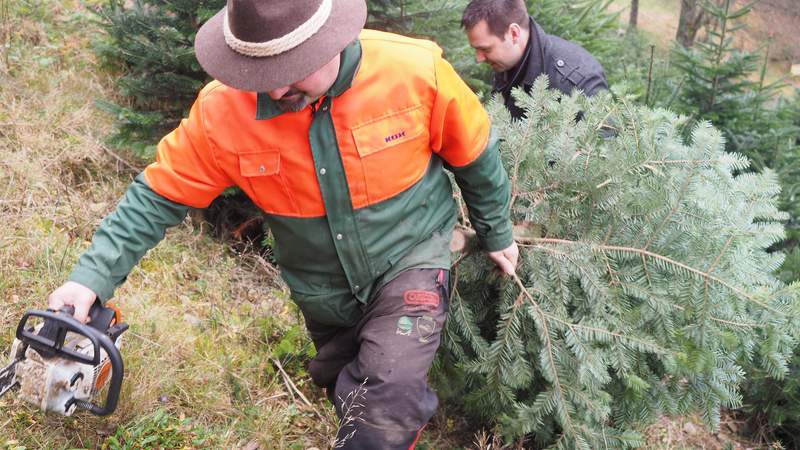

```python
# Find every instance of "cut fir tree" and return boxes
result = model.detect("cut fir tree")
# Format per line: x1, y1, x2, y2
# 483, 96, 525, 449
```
437, 77, 800, 449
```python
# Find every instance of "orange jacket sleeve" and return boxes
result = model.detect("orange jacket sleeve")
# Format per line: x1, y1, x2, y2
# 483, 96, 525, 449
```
143, 96, 233, 208
428, 55, 491, 168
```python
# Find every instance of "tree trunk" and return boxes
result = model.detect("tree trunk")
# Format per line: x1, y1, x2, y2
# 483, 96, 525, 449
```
676, 0, 707, 47
629, 0, 639, 29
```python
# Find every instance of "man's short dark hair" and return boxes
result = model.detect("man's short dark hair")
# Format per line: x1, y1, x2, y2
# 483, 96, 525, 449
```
461, 0, 529, 38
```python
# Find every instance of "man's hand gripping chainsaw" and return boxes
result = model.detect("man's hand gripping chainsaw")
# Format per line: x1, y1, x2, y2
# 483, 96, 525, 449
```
0, 301, 128, 416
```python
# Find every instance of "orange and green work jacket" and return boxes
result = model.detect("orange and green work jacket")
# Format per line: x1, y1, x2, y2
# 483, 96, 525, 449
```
69, 30, 513, 327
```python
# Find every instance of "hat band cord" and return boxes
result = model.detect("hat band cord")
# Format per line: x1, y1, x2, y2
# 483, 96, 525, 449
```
223, 0, 332, 58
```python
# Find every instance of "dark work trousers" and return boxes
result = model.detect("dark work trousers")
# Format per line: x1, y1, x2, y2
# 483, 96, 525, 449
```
304, 268, 450, 449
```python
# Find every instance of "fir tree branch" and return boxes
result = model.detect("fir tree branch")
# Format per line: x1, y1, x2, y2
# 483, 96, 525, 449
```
517, 238, 783, 315
511, 273, 577, 436
601, 250, 620, 286
450, 264, 488, 355
642, 161, 700, 251
511, 274, 667, 445
590, 104, 620, 150
705, 196, 758, 276
622, 96, 642, 154
645, 159, 715, 165
452, 288, 486, 355
451, 251, 470, 270
699, 196, 760, 341
642, 254, 653, 287
708, 316, 758, 328
452, 228, 769, 329
524, 283, 669, 354
508, 100, 539, 211
648, 293, 759, 328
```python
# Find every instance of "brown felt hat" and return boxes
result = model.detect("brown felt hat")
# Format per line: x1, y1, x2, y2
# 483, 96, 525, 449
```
195, 0, 367, 92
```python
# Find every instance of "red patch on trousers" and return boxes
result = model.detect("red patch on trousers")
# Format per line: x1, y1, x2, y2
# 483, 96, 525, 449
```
403, 290, 440, 310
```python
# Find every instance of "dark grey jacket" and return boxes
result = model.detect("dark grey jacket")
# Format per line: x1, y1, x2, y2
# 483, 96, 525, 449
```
493, 17, 608, 119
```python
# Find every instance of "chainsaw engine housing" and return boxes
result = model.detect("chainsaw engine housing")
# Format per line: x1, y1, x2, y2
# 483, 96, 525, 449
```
9, 330, 121, 416
1, 303, 128, 416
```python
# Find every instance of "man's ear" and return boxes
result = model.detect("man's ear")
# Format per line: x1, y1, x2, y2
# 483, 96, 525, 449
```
507, 23, 523, 44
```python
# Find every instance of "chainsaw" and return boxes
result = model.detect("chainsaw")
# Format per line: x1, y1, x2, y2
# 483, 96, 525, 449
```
0, 301, 128, 416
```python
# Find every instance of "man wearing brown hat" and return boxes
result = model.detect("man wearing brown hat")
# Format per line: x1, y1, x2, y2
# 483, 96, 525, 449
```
46, 0, 517, 447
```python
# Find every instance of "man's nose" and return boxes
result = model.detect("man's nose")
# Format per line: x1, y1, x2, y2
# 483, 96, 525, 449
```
475, 51, 486, 64
267, 86, 291, 100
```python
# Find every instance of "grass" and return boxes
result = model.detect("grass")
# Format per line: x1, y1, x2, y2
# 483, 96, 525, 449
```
0, 1, 340, 448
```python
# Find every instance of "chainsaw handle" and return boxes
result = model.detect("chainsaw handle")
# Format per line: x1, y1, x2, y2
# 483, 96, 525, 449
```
17, 309, 102, 365
58, 301, 119, 334
75, 331, 124, 416
15, 308, 126, 416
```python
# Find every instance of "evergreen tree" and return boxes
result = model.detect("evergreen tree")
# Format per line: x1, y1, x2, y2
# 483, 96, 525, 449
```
436, 79, 800, 448
668, 0, 800, 281
671, 0, 763, 143
741, 351, 800, 447
93, 0, 223, 159
365, 0, 491, 92
528, 0, 620, 63
740, 91, 800, 447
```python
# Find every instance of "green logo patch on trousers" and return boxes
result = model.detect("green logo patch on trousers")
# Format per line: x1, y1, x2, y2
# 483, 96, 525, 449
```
396, 316, 414, 336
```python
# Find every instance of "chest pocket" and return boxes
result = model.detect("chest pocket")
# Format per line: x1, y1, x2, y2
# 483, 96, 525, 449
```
349, 105, 433, 205
351, 105, 428, 158
240, 151, 280, 176
238, 150, 299, 215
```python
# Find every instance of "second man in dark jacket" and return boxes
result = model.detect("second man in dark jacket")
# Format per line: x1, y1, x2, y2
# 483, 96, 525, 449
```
462, 0, 608, 119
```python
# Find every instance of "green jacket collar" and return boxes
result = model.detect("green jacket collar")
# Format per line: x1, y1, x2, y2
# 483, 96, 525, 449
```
256, 40, 362, 120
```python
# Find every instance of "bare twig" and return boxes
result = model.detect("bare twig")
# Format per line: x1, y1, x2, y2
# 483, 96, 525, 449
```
254, 392, 288, 406
271, 357, 312, 408
99, 144, 144, 172
645, 45, 655, 106
252, 253, 283, 280
271, 357, 331, 424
